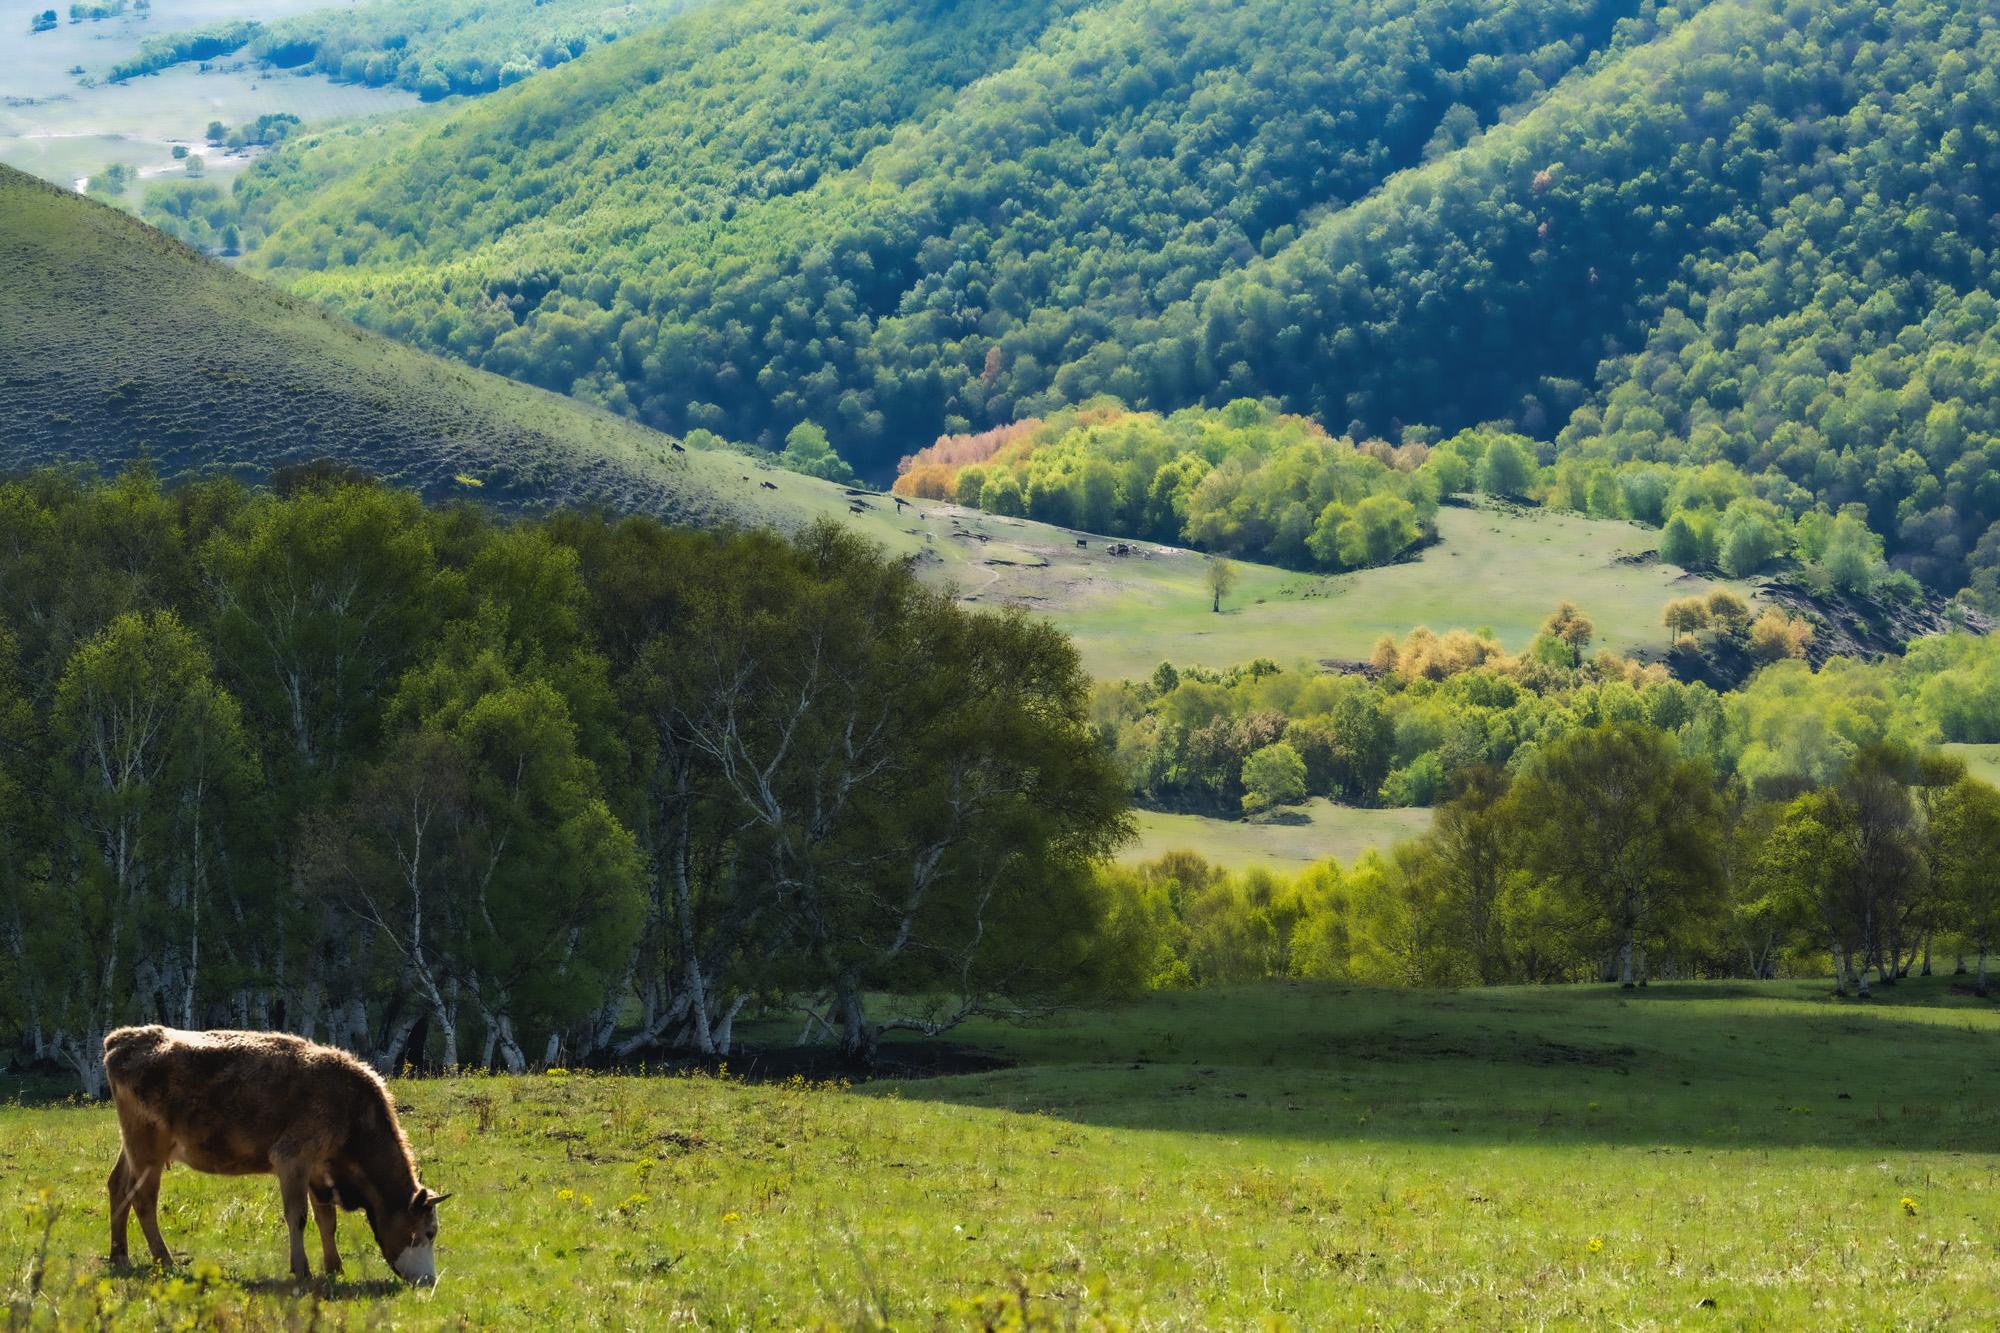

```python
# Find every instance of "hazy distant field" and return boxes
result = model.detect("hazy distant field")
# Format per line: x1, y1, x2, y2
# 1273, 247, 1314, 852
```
1126, 800, 1433, 869
1944, 743, 2000, 788
7, 979, 1998, 1327
1, 2, 415, 193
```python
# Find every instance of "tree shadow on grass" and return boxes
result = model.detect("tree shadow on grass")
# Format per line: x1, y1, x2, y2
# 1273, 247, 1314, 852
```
855, 977, 2000, 1155
0, 1069, 88, 1107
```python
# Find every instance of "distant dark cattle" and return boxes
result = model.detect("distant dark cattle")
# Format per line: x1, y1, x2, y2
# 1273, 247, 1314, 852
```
103, 1026, 449, 1285
668, 442, 685, 453
850, 504, 866, 513
760, 481, 778, 490
1076, 538, 1088, 547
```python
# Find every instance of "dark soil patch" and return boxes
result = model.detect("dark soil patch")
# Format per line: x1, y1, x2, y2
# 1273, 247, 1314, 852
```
1755, 573, 1991, 664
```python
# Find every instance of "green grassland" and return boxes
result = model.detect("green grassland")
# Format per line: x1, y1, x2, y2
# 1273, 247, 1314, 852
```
1126, 800, 1434, 870
781, 485, 1743, 680
1944, 743, 2000, 790
5, 979, 1998, 1327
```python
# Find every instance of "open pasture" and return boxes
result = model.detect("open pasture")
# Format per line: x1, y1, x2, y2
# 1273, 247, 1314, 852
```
1124, 800, 1433, 871
5, 979, 1999, 1328
740, 472, 1743, 681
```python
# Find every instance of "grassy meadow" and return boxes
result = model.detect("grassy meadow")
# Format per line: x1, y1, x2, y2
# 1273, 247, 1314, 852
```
745, 473, 1741, 681
1124, 801, 1433, 870
1943, 743, 2000, 790
6, 979, 1999, 1328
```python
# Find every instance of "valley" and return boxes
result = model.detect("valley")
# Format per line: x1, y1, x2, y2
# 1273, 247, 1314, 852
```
2, 1, 415, 196
2, 0, 1999, 1325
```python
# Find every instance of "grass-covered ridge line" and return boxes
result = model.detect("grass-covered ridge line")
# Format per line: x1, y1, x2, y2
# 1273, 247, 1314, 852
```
5, 981, 1998, 1325
0, 165, 722, 521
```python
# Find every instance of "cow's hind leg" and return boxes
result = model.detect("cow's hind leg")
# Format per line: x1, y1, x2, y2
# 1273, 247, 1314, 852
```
107, 1154, 132, 1265
109, 1102, 173, 1267
309, 1182, 342, 1277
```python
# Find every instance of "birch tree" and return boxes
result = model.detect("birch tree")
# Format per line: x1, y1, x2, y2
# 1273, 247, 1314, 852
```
1507, 722, 1722, 988
44, 610, 254, 1092
203, 481, 436, 778
1752, 790, 1868, 994
663, 521, 1128, 1060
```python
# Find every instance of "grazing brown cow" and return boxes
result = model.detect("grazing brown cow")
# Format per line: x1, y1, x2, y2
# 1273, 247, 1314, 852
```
102, 1026, 449, 1284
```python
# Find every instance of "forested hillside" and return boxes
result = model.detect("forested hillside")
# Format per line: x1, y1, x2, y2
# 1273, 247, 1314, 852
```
237, 0, 1661, 461
221, 0, 2000, 603
113, 0, 714, 99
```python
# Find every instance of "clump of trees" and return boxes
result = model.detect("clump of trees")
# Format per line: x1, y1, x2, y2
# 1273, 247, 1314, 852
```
1096, 606, 1702, 814
1100, 594, 1994, 827
1662, 588, 1814, 660
896, 402, 1441, 573
0, 469, 1128, 1092
107, 20, 260, 82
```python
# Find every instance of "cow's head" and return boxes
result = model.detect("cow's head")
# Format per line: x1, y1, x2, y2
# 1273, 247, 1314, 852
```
374, 1186, 449, 1285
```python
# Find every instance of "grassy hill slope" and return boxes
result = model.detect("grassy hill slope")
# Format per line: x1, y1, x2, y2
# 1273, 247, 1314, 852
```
6, 980, 1997, 1325
797, 489, 1739, 680
0, 164, 730, 522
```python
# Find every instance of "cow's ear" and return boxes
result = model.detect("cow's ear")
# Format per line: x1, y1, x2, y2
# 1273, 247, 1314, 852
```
417, 1188, 452, 1207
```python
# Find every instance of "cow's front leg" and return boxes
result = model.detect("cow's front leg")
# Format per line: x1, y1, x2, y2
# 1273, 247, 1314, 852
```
310, 1184, 343, 1277
273, 1167, 312, 1282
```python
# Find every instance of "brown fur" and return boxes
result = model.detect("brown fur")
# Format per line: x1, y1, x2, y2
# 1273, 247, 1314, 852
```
102, 1026, 447, 1283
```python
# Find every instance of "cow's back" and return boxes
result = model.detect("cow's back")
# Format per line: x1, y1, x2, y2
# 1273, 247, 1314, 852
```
104, 1027, 380, 1170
